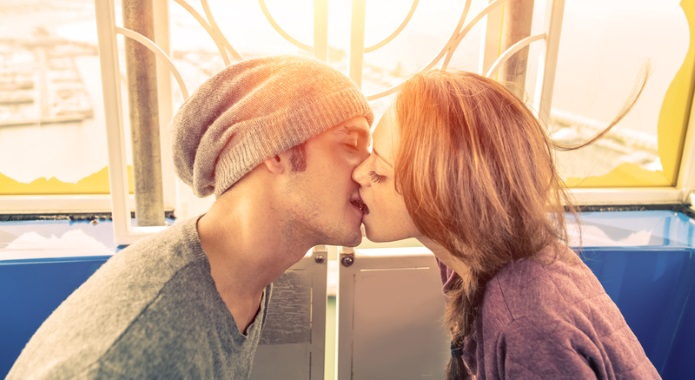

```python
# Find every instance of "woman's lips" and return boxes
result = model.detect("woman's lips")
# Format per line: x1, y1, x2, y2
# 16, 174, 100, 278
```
350, 199, 370, 215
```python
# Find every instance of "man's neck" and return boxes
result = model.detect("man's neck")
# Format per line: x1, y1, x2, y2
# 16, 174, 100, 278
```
196, 192, 310, 332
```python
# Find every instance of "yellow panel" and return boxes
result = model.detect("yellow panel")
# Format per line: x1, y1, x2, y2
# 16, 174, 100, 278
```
0, 166, 134, 195
568, 0, 695, 188
565, 163, 669, 188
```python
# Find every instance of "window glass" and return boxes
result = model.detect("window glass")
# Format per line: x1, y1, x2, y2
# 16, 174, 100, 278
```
547, 0, 691, 187
0, 0, 126, 195
0, 0, 691, 199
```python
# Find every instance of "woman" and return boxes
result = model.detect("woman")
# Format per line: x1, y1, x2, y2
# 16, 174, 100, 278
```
352, 70, 659, 379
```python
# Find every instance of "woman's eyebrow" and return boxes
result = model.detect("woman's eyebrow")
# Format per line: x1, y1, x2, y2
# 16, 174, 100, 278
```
372, 148, 393, 168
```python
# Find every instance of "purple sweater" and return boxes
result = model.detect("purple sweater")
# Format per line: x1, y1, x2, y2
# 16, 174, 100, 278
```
439, 246, 660, 379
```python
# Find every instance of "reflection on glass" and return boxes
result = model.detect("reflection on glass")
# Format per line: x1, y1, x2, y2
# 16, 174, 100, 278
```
548, 0, 689, 187
0, 0, 691, 196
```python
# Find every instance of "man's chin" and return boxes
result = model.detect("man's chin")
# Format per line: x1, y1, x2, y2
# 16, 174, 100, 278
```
340, 228, 364, 247
317, 228, 362, 248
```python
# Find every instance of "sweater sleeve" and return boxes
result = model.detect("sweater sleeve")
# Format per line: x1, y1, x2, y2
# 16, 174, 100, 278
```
493, 317, 600, 379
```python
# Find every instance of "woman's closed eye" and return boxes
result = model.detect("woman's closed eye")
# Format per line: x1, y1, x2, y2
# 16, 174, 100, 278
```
368, 171, 386, 183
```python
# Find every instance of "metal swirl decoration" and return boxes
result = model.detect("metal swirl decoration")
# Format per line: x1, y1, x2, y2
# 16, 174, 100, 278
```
114, 0, 562, 111
173, 0, 241, 65
485, 33, 545, 78
114, 27, 190, 99
201, 0, 242, 62
258, 0, 313, 52
364, 0, 419, 53
366, 0, 475, 100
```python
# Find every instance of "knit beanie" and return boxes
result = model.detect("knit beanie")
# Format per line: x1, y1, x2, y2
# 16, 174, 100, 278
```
171, 55, 374, 198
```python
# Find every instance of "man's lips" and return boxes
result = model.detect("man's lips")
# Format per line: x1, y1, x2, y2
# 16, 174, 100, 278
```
350, 199, 370, 215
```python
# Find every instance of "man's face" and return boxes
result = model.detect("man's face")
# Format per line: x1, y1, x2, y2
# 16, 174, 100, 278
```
283, 116, 371, 247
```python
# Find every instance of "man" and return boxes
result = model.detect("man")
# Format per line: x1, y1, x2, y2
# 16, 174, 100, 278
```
8, 55, 373, 379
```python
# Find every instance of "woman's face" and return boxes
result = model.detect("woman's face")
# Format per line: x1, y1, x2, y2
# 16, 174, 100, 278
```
352, 107, 421, 242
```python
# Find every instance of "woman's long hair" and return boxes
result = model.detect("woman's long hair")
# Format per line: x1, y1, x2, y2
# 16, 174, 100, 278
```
393, 69, 645, 379
394, 71, 571, 378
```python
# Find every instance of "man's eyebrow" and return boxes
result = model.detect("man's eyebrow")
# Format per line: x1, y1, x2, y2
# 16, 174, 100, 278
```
336, 124, 369, 139
373, 148, 393, 168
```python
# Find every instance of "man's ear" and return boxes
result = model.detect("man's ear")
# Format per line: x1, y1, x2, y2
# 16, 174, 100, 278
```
262, 153, 289, 174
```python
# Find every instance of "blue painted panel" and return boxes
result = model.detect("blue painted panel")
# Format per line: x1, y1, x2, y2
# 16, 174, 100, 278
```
662, 262, 695, 380
0, 211, 694, 378
579, 247, 695, 375
0, 256, 109, 377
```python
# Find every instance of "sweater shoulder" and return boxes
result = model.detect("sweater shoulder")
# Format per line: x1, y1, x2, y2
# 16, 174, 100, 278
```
484, 246, 605, 321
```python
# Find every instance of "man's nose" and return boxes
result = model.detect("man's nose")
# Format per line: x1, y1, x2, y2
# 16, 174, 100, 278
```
352, 159, 369, 185
356, 147, 370, 164
348, 147, 369, 170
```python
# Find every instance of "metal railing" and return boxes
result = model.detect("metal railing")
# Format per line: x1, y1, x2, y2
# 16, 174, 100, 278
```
91, 0, 695, 244
93, 0, 571, 244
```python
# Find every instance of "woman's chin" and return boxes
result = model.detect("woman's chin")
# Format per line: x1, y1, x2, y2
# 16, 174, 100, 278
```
363, 224, 407, 243
363, 224, 387, 243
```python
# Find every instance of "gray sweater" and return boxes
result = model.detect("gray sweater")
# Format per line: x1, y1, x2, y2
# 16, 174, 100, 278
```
440, 245, 660, 379
7, 217, 271, 380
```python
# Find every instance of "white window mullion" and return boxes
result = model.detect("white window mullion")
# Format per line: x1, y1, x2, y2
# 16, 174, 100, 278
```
94, 0, 167, 245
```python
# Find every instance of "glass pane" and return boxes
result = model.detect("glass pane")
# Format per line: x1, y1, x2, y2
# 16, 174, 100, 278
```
1, 0, 692, 200
0, 0, 127, 195
549, 0, 691, 187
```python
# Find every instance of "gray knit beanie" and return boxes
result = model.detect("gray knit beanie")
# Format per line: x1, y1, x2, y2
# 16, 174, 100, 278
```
172, 55, 374, 198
